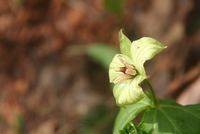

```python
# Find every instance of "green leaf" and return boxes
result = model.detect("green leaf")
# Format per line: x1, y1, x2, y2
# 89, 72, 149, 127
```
120, 121, 147, 134
85, 44, 119, 70
113, 96, 152, 134
131, 37, 167, 76
103, 0, 126, 17
119, 122, 140, 134
119, 29, 132, 58
141, 99, 200, 134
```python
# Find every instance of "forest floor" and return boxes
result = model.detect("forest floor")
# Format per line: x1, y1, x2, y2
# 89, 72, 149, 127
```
0, 0, 200, 134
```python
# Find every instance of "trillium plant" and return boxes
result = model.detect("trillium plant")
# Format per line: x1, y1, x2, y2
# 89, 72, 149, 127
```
109, 30, 200, 134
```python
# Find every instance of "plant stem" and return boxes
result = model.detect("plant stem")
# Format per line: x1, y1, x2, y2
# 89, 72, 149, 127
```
144, 79, 157, 106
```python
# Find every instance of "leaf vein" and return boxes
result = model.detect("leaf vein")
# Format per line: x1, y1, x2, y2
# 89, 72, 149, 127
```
161, 105, 200, 119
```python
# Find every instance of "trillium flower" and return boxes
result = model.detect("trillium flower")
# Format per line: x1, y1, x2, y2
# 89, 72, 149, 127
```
109, 30, 166, 107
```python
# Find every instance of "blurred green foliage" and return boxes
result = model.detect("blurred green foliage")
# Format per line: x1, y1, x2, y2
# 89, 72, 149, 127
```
16, 114, 25, 134
78, 103, 116, 134
103, 0, 126, 17
85, 44, 119, 70
12, 0, 25, 5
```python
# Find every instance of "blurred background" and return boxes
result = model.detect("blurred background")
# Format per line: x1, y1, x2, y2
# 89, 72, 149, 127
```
0, 0, 200, 134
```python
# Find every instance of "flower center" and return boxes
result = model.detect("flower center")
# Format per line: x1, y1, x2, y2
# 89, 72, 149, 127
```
114, 55, 138, 84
